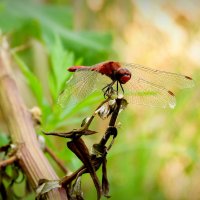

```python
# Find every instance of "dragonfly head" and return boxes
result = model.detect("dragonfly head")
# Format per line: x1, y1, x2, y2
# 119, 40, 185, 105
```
116, 68, 131, 84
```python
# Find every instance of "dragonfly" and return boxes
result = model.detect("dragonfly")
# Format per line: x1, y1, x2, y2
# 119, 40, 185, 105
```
58, 61, 195, 109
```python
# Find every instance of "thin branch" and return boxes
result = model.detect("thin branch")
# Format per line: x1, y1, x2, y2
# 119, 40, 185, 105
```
95, 98, 123, 151
60, 166, 86, 187
0, 155, 17, 168
11, 43, 30, 53
44, 146, 69, 174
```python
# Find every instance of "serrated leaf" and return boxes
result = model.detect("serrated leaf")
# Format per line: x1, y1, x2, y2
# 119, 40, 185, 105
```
48, 35, 75, 102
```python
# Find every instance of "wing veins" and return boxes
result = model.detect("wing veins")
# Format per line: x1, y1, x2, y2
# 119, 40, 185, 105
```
124, 75, 176, 108
123, 63, 194, 89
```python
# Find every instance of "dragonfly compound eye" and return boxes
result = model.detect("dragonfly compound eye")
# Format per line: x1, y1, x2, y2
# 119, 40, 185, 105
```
116, 68, 131, 84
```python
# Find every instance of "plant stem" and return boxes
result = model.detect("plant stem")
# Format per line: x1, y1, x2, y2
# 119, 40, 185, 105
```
45, 146, 69, 174
0, 155, 17, 168
0, 37, 68, 200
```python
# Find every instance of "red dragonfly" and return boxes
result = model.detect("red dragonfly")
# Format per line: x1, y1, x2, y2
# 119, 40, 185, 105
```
58, 61, 194, 109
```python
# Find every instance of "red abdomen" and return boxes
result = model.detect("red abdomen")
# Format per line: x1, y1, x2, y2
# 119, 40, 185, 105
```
68, 61, 121, 74
68, 66, 89, 72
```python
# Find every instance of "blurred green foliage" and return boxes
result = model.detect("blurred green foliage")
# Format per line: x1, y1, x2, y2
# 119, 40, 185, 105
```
0, 0, 199, 200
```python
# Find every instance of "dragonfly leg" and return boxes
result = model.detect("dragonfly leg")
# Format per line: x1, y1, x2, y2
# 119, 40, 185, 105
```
116, 81, 119, 96
102, 81, 116, 98
119, 83, 124, 94
102, 82, 114, 92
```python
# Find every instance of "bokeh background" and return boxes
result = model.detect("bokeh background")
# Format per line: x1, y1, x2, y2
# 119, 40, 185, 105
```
0, 0, 199, 199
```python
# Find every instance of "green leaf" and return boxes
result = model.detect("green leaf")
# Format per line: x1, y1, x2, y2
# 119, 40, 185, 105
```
11, 19, 42, 47
48, 35, 75, 102
0, 2, 28, 32
0, 133, 9, 146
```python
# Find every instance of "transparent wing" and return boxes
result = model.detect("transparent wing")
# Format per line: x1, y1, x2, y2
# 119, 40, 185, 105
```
123, 63, 195, 90
58, 62, 194, 109
57, 69, 110, 108
124, 76, 176, 108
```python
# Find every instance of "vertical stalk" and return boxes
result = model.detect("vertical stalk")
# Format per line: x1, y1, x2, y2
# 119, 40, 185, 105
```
0, 38, 68, 200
